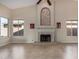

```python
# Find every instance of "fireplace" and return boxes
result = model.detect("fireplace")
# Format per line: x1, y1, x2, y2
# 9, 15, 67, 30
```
40, 34, 51, 42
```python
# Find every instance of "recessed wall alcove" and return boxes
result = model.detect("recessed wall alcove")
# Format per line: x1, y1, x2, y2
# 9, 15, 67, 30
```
36, 0, 55, 27
40, 7, 51, 26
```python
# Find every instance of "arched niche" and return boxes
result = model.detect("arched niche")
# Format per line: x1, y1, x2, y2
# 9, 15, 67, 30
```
40, 7, 51, 26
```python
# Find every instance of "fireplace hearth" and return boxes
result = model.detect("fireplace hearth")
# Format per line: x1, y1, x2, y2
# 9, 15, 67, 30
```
40, 34, 51, 42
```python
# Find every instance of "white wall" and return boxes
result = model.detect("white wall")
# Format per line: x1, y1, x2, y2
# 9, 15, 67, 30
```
0, 4, 11, 46
11, 0, 78, 43
0, 4, 11, 18
11, 5, 37, 43
55, 0, 78, 43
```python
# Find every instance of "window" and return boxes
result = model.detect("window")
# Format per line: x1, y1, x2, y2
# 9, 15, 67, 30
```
0, 17, 8, 36
66, 20, 78, 36
13, 20, 24, 36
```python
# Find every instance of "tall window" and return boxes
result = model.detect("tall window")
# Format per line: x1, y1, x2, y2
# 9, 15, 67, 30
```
66, 20, 78, 36
13, 20, 24, 36
0, 17, 8, 36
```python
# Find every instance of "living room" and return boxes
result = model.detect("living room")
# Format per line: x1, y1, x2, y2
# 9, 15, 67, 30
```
0, 0, 78, 59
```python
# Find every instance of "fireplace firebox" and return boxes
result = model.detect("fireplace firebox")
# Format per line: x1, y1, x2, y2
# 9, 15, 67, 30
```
40, 34, 51, 42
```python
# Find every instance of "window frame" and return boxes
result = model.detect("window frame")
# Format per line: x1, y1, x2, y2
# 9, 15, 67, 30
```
13, 19, 24, 37
0, 17, 9, 37
66, 20, 78, 36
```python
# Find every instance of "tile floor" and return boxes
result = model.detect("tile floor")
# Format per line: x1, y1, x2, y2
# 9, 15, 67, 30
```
0, 43, 78, 59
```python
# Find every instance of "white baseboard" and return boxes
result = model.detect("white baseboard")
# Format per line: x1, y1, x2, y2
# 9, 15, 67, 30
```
0, 42, 9, 47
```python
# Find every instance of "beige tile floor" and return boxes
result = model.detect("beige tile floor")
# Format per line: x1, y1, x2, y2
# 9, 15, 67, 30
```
0, 43, 78, 59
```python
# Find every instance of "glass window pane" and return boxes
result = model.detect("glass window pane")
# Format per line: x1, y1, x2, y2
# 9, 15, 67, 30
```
18, 20, 24, 36
72, 20, 78, 36
66, 25, 72, 28
66, 21, 71, 24
67, 28, 71, 36
71, 21, 78, 23
72, 25, 78, 28
72, 28, 77, 36
72, 21, 78, 25
13, 20, 19, 36
13, 20, 24, 36
0, 17, 8, 36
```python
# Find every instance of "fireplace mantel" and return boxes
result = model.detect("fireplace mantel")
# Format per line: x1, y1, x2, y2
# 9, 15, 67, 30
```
36, 26, 55, 29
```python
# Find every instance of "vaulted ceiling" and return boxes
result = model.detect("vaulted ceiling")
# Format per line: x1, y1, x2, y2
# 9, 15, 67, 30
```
0, 0, 38, 9
0, 0, 77, 9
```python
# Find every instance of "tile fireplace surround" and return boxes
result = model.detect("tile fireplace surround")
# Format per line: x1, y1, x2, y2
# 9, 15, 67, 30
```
36, 26, 55, 42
